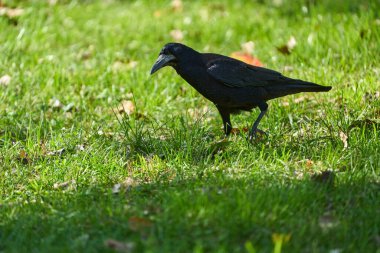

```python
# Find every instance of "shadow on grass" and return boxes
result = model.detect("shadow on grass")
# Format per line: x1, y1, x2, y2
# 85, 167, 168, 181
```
0, 175, 378, 253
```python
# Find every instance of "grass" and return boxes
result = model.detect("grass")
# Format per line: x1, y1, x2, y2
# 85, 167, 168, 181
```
0, 0, 379, 252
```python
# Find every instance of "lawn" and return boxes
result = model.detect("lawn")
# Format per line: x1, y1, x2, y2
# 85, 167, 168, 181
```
0, 0, 379, 252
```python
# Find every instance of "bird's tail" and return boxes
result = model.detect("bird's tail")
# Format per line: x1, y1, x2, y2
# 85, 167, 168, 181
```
266, 79, 332, 99
286, 79, 332, 92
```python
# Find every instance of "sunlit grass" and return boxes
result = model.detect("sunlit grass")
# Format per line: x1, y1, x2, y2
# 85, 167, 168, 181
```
0, 0, 379, 252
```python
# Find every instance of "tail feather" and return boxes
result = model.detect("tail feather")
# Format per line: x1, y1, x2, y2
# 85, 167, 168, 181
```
287, 79, 332, 92
266, 79, 332, 99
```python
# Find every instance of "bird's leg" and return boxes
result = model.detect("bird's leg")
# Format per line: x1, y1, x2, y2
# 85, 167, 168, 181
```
216, 105, 232, 136
248, 102, 268, 141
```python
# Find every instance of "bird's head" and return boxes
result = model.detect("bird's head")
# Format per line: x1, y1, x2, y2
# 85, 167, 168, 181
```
150, 43, 190, 75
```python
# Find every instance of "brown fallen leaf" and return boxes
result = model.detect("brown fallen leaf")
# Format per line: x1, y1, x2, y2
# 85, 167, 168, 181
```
281, 101, 290, 106
105, 239, 135, 253
116, 100, 135, 115
171, 0, 183, 12
170, 29, 184, 42
0, 7, 24, 18
294, 96, 306, 103
339, 131, 348, 149
241, 41, 255, 54
230, 128, 240, 135
19, 150, 30, 164
306, 159, 314, 168
128, 216, 152, 232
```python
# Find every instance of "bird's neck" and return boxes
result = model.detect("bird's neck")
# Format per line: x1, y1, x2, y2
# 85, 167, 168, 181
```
174, 62, 211, 96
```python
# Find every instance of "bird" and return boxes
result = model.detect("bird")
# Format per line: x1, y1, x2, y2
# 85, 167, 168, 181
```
150, 43, 332, 141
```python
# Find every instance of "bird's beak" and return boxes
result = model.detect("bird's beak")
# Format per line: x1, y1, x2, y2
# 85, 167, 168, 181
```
150, 54, 176, 75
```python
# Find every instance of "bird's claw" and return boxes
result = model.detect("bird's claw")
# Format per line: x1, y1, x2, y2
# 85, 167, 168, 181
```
247, 129, 267, 142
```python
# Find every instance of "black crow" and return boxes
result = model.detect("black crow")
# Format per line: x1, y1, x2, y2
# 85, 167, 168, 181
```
151, 43, 331, 140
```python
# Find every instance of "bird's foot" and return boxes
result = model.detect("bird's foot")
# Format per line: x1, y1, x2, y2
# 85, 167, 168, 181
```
247, 128, 267, 142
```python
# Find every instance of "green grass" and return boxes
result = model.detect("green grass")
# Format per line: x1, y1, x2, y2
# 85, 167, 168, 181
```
0, 0, 379, 252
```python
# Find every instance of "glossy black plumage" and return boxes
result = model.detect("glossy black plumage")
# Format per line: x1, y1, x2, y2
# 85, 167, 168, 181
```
151, 43, 332, 140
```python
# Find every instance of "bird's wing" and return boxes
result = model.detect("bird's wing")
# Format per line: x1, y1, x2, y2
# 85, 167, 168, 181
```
206, 57, 285, 88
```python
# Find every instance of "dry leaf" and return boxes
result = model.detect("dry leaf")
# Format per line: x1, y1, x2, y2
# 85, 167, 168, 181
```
105, 239, 135, 252
287, 36, 297, 49
230, 128, 240, 135
187, 106, 209, 118
112, 178, 137, 193
170, 29, 184, 42
171, 0, 183, 12
76, 144, 85, 151
53, 180, 76, 190
294, 96, 306, 103
0, 7, 24, 18
19, 150, 30, 164
339, 131, 348, 149
281, 101, 290, 106
0, 74, 11, 86
128, 216, 152, 231
277, 36, 297, 55
116, 100, 135, 115
241, 41, 255, 54
230, 52, 263, 67
49, 98, 63, 110
306, 159, 314, 168
283, 66, 294, 72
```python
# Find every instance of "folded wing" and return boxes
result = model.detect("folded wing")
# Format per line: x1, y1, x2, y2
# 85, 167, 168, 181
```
206, 57, 286, 88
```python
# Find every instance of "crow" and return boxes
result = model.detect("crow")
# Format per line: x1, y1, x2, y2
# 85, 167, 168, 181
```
150, 43, 332, 140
